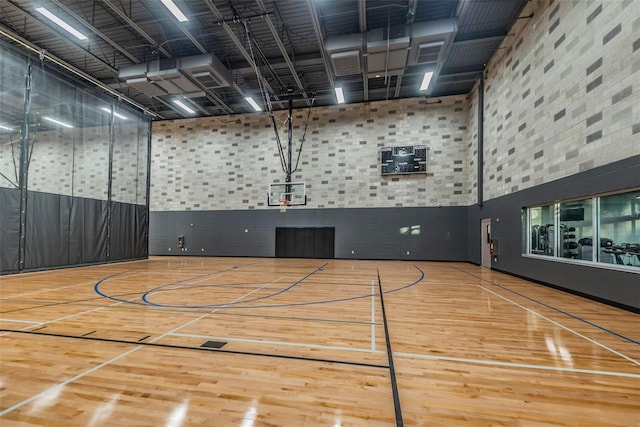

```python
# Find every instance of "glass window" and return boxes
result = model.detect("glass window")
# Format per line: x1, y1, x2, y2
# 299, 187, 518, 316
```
530, 204, 555, 256
560, 199, 592, 260
598, 191, 640, 268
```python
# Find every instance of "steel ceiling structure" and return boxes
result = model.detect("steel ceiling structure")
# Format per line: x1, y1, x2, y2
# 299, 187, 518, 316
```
0, 0, 529, 120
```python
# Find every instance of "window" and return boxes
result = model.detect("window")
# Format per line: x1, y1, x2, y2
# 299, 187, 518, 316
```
530, 205, 555, 257
598, 192, 640, 267
524, 189, 639, 270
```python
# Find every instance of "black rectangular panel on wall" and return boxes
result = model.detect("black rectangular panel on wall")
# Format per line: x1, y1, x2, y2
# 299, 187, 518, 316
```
24, 192, 71, 269
0, 188, 21, 272
110, 201, 147, 261
324, 228, 335, 258
275, 227, 335, 259
69, 198, 108, 265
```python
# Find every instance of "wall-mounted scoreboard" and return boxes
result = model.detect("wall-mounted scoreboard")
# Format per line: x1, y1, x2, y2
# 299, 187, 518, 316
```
380, 145, 429, 175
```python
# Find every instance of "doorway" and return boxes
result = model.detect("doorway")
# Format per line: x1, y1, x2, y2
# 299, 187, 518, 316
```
275, 227, 335, 258
481, 218, 491, 268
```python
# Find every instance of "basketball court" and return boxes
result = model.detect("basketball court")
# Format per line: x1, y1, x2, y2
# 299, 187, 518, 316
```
1, 257, 638, 426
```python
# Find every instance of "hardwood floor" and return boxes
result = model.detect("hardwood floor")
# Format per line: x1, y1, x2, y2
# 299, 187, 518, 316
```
1, 257, 638, 426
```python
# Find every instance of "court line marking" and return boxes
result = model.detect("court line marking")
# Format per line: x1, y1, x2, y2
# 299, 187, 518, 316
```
0, 319, 43, 324
457, 268, 640, 346
0, 346, 142, 417
476, 284, 640, 366
395, 352, 640, 379
93, 264, 425, 310
377, 269, 404, 427
0, 275, 282, 417
371, 280, 376, 352
169, 332, 386, 354
141, 263, 329, 308
0, 282, 92, 300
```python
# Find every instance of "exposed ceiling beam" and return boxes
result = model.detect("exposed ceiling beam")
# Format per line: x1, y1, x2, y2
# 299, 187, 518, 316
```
255, 0, 309, 104
4, 0, 118, 75
307, 0, 334, 88
50, 0, 140, 64
100, 0, 233, 116
98, 0, 171, 59
201, 0, 272, 94
0, 22, 161, 118
358, 0, 368, 101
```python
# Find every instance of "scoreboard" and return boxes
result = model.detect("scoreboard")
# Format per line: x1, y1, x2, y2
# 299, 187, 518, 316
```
380, 145, 429, 175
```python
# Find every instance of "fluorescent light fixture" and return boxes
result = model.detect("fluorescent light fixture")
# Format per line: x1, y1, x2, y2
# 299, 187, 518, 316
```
173, 100, 195, 114
160, 0, 189, 22
35, 7, 87, 40
419, 71, 434, 91
0, 124, 13, 131
100, 107, 128, 120
245, 97, 262, 112
43, 116, 73, 128
335, 87, 345, 104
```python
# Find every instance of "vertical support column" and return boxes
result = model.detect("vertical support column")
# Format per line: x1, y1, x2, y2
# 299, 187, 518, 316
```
145, 118, 152, 256
477, 78, 484, 207
17, 59, 32, 271
285, 98, 293, 199
106, 101, 115, 260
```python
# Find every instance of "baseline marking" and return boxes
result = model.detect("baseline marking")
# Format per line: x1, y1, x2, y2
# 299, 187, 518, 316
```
476, 284, 639, 366
457, 267, 640, 346
170, 332, 386, 355
395, 352, 640, 379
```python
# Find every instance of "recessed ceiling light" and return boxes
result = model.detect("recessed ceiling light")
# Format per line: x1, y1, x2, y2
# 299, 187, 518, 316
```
160, 0, 189, 22
419, 71, 434, 91
245, 97, 262, 112
43, 116, 73, 128
174, 100, 195, 114
335, 87, 345, 104
35, 7, 87, 40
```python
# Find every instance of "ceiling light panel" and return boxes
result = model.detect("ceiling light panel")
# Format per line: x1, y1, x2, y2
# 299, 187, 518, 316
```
35, 7, 87, 40
161, 0, 189, 22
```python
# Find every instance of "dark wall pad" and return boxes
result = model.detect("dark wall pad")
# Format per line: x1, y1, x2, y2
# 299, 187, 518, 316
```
24, 191, 70, 269
149, 206, 468, 261
69, 198, 108, 265
467, 155, 640, 309
0, 187, 21, 272
109, 201, 148, 261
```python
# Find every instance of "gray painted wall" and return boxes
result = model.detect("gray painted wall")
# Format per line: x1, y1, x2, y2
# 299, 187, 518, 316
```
150, 206, 468, 261
467, 155, 640, 310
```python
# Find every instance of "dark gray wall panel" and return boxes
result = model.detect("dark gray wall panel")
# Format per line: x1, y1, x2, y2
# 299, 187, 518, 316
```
467, 155, 640, 309
110, 202, 148, 261
69, 198, 108, 265
24, 192, 70, 269
0, 188, 21, 272
149, 206, 468, 260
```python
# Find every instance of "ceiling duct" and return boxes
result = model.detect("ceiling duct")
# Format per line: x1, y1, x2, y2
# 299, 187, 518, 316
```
416, 41, 445, 64
330, 50, 361, 76
406, 18, 457, 67
118, 53, 232, 98
325, 33, 364, 77
366, 26, 410, 77
180, 54, 233, 89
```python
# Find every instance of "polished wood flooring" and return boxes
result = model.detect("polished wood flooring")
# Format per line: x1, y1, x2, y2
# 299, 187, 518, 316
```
1, 257, 638, 426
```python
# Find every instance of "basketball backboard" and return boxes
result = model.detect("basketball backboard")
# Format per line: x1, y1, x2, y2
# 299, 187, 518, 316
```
268, 182, 306, 206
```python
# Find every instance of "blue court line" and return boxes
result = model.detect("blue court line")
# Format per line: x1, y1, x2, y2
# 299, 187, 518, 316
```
93, 264, 425, 310
141, 263, 329, 308
456, 267, 640, 346
93, 262, 262, 306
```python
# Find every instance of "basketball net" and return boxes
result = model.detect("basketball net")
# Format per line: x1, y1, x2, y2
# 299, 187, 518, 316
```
279, 198, 290, 213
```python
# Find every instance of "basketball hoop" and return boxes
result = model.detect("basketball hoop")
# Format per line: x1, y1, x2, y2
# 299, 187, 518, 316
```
278, 198, 290, 213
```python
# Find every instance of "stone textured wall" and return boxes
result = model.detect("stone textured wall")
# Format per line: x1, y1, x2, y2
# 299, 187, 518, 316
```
150, 96, 472, 211
481, 0, 640, 201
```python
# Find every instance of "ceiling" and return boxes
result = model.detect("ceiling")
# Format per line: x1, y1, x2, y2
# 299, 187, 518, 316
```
0, 0, 529, 120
